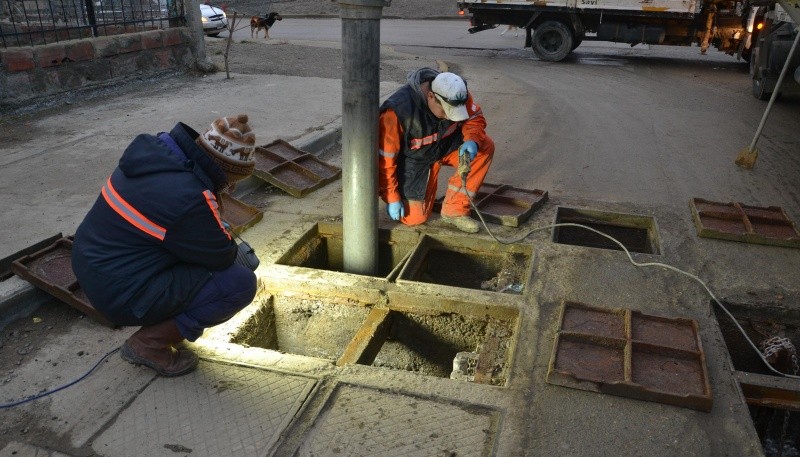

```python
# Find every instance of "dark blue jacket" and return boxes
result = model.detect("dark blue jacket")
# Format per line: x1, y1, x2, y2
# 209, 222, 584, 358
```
72, 123, 237, 325
380, 84, 464, 200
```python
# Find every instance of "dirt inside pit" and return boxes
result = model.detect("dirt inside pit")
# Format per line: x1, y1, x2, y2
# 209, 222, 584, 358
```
374, 311, 514, 385
230, 293, 515, 385
412, 248, 529, 294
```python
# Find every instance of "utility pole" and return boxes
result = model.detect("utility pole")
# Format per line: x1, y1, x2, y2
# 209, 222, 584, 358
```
339, 0, 388, 275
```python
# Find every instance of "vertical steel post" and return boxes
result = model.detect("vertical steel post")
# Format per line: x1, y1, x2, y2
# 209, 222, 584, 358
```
339, 0, 387, 275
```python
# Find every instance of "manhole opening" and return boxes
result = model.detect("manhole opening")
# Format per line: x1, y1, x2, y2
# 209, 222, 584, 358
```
276, 222, 419, 278
713, 301, 800, 375
553, 207, 661, 255
371, 311, 515, 386
713, 300, 800, 456
231, 294, 372, 360
399, 235, 533, 294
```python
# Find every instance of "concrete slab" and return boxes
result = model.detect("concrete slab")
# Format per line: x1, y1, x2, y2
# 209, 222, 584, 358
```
294, 383, 501, 457
0, 441, 72, 456
0, 309, 140, 450
91, 361, 316, 457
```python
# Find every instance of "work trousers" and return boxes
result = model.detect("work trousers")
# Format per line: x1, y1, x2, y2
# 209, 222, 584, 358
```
398, 136, 495, 226
173, 264, 257, 341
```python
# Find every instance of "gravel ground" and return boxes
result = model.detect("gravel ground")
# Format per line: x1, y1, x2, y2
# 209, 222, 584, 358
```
204, 38, 426, 82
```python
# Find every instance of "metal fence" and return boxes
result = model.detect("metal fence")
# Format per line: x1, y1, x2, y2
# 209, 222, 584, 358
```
0, 0, 186, 48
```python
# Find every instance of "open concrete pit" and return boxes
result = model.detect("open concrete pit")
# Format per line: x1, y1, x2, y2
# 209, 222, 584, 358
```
398, 234, 534, 294
228, 292, 518, 386
230, 225, 524, 386
372, 310, 515, 385
276, 223, 535, 295
230, 293, 373, 360
553, 206, 661, 255
714, 300, 800, 456
276, 222, 421, 279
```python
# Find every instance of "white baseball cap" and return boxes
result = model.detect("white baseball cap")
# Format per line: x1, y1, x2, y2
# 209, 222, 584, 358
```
431, 72, 469, 122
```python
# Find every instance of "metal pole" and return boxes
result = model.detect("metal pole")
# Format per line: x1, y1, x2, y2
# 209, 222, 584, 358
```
339, 0, 387, 275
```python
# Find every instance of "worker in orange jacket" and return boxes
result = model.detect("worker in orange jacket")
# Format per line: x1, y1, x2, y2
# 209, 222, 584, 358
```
378, 68, 495, 233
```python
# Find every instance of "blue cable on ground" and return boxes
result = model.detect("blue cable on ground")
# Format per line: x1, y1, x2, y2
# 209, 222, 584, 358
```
0, 346, 121, 409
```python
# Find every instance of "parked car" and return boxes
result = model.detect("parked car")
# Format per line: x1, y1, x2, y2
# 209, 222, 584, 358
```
200, 3, 227, 37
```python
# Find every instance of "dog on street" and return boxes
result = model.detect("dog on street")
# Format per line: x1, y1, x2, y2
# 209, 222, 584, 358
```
250, 12, 282, 39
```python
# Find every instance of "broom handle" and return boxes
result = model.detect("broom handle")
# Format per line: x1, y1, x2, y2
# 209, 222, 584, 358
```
749, 25, 800, 151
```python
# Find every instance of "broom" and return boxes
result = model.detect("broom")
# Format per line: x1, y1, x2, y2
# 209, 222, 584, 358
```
736, 26, 800, 169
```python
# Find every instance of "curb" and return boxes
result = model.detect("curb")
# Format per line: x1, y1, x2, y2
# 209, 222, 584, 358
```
0, 276, 52, 332
233, 119, 342, 197
0, 122, 343, 330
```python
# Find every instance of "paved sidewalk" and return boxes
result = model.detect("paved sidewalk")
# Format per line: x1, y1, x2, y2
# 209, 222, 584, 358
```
1, 43, 795, 457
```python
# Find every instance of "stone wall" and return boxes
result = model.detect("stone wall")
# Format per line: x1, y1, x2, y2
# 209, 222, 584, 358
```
0, 27, 196, 111
0, 0, 209, 113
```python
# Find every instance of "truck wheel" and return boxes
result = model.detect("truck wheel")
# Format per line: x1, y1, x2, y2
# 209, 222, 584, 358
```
532, 21, 574, 61
752, 76, 771, 100
750, 46, 771, 100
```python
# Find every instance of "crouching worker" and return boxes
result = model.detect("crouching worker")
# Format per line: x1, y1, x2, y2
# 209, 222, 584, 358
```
379, 67, 495, 233
72, 114, 259, 377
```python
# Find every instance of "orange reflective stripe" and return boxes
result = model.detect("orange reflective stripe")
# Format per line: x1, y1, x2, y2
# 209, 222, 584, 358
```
101, 178, 167, 241
203, 190, 231, 240
409, 132, 439, 150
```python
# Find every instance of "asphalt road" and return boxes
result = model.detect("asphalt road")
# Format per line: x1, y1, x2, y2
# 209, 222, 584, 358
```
229, 18, 799, 213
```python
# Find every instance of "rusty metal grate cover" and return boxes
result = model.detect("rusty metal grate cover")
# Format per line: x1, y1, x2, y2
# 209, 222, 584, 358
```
547, 301, 713, 412
435, 182, 548, 227
10, 237, 113, 327
690, 198, 800, 248
220, 192, 262, 235
252, 139, 341, 198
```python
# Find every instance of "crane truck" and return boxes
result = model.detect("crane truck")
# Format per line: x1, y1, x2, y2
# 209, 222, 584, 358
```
457, 0, 800, 99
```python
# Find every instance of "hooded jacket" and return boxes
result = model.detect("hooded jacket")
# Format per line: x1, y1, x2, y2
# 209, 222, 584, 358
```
71, 123, 237, 325
378, 67, 487, 202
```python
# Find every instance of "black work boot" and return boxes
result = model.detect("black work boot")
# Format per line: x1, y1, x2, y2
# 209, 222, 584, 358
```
120, 319, 198, 377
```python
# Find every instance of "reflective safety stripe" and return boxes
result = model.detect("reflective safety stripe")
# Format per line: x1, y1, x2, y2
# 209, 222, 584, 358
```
410, 133, 438, 150
448, 183, 476, 197
379, 149, 397, 158
409, 122, 461, 150
101, 177, 167, 241
203, 190, 231, 240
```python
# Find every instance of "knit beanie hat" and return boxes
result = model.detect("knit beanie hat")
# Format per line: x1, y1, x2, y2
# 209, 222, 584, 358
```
196, 114, 256, 183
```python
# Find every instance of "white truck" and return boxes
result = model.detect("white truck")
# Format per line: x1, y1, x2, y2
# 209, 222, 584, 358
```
457, 0, 800, 99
